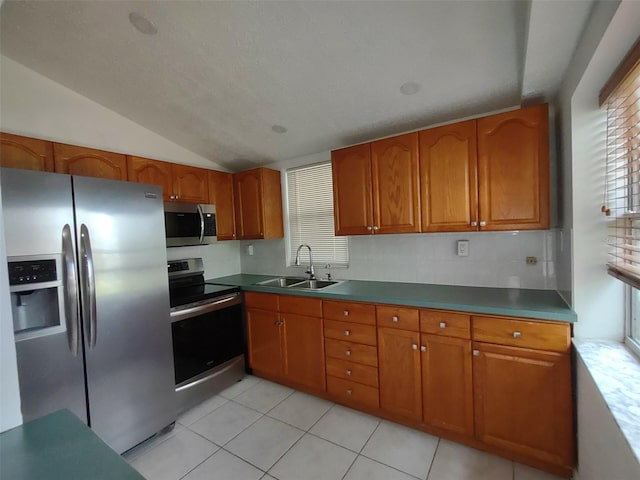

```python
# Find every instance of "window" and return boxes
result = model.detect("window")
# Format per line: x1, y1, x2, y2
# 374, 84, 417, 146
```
601, 38, 640, 353
286, 162, 348, 268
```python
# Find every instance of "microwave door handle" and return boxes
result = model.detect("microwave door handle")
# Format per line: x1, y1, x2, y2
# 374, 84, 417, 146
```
197, 204, 205, 244
80, 224, 97, 348
62, 224, 80, 356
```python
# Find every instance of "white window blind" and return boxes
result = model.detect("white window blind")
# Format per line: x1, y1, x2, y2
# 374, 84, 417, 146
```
286, 162, 348, 266
604, 58, 640, 287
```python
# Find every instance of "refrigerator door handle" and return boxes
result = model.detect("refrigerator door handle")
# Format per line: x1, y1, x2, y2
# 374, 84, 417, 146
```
62, 224, 80, 356
197, 204, 205, 244
80, 224, 97, 348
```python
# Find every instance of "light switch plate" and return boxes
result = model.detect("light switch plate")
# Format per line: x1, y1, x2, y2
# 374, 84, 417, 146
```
457, 240, 469, 257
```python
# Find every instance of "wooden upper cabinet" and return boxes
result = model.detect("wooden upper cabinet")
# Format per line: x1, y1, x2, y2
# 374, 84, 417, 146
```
233, 167, 284, 240
332, 143, 373, 235
208, 170, 236, 240
477, 104, 550, 230
127, 156, 173, 200
171, 164, 209, 204
0, 133, 54, 172
53, 143, 127, 180
371, 133, 421, 233
420, 121, 478, 232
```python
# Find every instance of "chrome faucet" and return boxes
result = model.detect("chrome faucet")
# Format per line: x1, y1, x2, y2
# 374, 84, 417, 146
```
295, 244, 315, 280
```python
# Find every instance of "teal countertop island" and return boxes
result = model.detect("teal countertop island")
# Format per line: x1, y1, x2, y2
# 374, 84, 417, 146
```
208, 274, 576, 323
0, 410, 144, 480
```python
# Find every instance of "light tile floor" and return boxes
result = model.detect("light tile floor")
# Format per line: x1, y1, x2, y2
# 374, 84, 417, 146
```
124, 375, 566, 480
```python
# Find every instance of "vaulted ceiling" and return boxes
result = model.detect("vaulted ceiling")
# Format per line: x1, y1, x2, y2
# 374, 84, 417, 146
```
0, 1, 593, 170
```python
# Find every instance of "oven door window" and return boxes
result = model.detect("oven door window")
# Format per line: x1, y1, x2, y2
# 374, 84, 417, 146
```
171, 303, 244, 385
165, 212, 201, 238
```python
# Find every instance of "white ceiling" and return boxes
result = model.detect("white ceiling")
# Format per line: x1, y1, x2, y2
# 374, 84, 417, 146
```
0, 1, 593, 171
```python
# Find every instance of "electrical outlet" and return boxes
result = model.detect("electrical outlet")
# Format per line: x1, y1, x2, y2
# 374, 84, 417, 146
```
526, 256, 537, 265
457, 240, 469, 257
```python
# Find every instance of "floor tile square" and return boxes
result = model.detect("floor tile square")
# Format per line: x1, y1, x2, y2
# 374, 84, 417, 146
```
344, 455, 419, 480
268, 433, 357, 480
182, 449, 263, 480
427, 439, 512, 480
225, 416, 304, 471
309, 404, 380, 452
233, 379, 294, 413
267, 391, 333, 430
178, 394, 228, 426
123, 424, 179, 463
190, 401, 262, 446
514, 462, 565, 480
219, 375, 262, 399
129, 425, 218, 480
361, 420, 438, 479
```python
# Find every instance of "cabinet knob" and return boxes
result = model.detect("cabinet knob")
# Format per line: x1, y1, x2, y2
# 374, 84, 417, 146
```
411, 344, 418, 350
345, 350, 351, 357
392, 315, 399, 323
273, 320, 278, 326
346, 369, 352, 376
439, 322, 446, 329
373, 226, 379, 231
232, 234, 236, 238
343, 310, 349, 316
479, 221, 486, 227
473, 349, 480, 356
346, 389, 353, 396
471, 221, 478, 227
420, 345, 426, 352
367, 226, 372, 231
344, 330, 350, 336
513, 331, 521, 339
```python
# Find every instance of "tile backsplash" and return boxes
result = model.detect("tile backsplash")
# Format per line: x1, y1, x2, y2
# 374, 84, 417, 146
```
240, 231, 556, 290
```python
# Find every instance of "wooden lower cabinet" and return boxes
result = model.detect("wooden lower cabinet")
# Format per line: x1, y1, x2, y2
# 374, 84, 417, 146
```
281, 313, 325, 391
246, 308, 283, 377
472, 341, 573, 467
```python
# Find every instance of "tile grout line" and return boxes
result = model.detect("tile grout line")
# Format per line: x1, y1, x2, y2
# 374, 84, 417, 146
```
424, 437, 440, 480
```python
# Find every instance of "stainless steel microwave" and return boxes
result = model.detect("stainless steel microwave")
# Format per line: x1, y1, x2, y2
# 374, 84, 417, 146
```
164, 202, 217, 247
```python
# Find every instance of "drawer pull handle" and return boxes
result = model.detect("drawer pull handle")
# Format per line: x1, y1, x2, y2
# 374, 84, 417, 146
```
392, 316, 399, 323
420, 345, 426, 352
513, 331, 521, 339
345, 350, 351, 357
473, 349, 480, 356
346, 389, 352, 396
439, 322, 446, 329
411, 344, 418, 350
344, 330, 350, 336
346, 369, 352, 376
343, 310, 349, 316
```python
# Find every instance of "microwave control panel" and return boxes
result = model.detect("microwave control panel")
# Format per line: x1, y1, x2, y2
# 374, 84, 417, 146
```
8, 260, 57, 285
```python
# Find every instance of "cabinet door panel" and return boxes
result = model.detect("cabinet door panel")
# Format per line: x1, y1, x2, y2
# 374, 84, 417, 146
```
422, 334, 473, 436
420, 121, 477, 232
473, 342, 573, 466
378, 327, 422, 421
332, 144, 373, 235
171, 164, 209, 204
208, 170, 236, 240
127, 156, 173, 201
282, 313, 325, 391
0, 133, 54, 172
247, 309, 282, 376
234, 170, 264, 239
477, 104, 549, 230
54, 143, 127, 180
371, 133, 421, 233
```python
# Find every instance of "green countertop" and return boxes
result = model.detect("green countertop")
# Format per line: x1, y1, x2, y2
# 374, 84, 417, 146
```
0, 409, 144, 480
208, 274, 576, 322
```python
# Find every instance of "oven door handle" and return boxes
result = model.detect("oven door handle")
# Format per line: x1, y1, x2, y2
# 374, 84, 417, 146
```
170, 293, 241, 322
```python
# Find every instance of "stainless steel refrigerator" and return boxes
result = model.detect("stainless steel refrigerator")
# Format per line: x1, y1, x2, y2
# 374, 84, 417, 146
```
1, 167, 176, 454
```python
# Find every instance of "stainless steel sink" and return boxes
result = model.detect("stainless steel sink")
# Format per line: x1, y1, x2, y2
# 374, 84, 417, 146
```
257, 277, 307, 287
289, 279, 340, 290
256, 277, 342, 290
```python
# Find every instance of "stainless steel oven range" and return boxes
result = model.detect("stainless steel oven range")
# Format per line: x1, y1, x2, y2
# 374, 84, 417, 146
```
168, 258, 245, 413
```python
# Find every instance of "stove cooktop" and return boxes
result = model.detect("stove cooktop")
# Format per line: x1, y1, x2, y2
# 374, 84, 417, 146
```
169, 282, 240, 309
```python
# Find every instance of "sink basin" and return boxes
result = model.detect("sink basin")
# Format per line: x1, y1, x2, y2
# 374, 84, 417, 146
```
289, 279, 340, 290
257, 277, 307, 287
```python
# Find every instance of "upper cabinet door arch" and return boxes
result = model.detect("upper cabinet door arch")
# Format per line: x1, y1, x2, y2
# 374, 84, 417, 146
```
0, 133, 54, 172
54, 143, 127, 180
127, 156, 173, 201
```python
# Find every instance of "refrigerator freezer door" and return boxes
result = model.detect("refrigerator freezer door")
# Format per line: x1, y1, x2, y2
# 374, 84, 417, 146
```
0, 168, 87, 423
72, 176, 176, 453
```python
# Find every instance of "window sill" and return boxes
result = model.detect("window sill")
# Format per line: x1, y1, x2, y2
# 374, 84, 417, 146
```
573, 339, 640, 463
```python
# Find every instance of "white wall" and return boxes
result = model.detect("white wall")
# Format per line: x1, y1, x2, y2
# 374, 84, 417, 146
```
167, 242, 241, 280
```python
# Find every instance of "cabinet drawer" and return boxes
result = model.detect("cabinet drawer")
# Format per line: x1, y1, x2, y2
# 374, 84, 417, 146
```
376, 305, 419, 330
245, 292, 278, 311
472, 316, 570, 352
325, 339, 378, 367
279, 294, 322, 317
421, 310, 471, 339
326, 357, 379, 388
324, 319, 377, 346
323, 300, 375, 325
327, 376, 379, 409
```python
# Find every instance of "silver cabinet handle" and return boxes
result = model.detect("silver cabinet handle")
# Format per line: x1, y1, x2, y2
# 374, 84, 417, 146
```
479, 221, 486, 227
367, 226, 372, 231
473, 350, 480, 356
345, 350, 351, 357
411, 344, 418, 350
346, 389, 352, 395
513, 331, 521, 339
373, 226, 379, 231
392, 315, 399, 323
80, 224, 97, 349
420, 345, 426, 352
344, 330, 350, 336
471, 221, 478, 227
343, 310, 349, 316
346, 369, 352, 376
62, 224, 79, 356
439, 322, 446, 329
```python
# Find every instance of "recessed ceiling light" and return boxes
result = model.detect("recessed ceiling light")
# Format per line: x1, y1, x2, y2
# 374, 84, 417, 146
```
272, 125, 287, 134
129, 12, 157, 35
400, 82, 421, 95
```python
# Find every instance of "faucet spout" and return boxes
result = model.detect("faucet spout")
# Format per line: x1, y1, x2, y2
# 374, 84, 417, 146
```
295, 244, 315, 280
